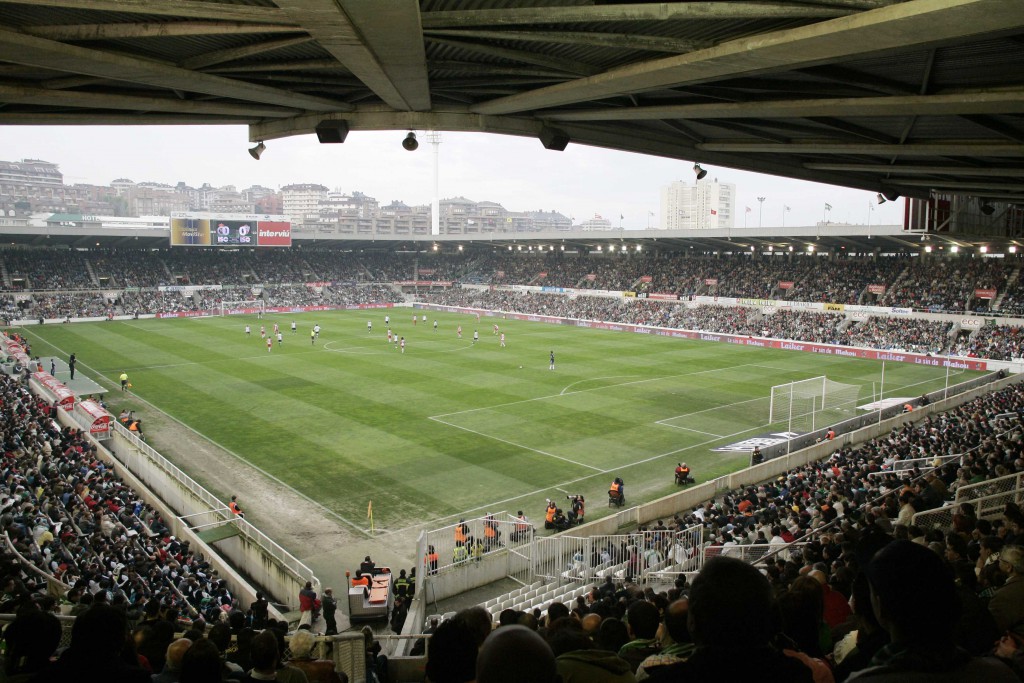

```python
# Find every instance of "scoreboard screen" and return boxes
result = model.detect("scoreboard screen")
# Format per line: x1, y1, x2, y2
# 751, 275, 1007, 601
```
170, 213, 291, 247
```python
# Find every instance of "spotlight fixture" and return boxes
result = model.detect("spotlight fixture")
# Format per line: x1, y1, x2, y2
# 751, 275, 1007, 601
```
876, 193, 887, 205
248, 141, 266, 160
402, 132, 419, 151
980, 199, 995, 216
693, 163, 708, 180
539, 126, 570, 151
315, 120, 349, 144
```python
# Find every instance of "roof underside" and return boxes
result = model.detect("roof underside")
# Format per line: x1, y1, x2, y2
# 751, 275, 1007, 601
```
1, 0, 1023, 204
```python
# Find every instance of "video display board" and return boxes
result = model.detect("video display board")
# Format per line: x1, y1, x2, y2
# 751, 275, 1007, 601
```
170, 213, 291, 247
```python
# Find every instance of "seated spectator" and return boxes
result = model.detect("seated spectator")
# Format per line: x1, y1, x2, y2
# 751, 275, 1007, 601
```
545, 616, 635, 682
287, 629, 346, 683
645, 557, 814, 683
31, 604, 151, 683
848, 540, 1017, 682
988, 545, 1024, 641
425, 616, 480, 683
617, 601, 661, 671
636, 597, 694, 681
477, 624, 558, 683
3, 609, 62, 681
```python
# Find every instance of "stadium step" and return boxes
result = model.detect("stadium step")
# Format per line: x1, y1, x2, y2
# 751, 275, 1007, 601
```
196, 522, 242, 544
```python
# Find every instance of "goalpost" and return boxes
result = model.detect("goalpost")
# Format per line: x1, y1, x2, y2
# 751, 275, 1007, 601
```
219, 300, 265, 317
769, 376, 860, 433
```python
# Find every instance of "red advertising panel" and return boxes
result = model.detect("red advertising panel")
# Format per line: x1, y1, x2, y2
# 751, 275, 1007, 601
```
76, 399, 111, 437
975, 288, 997, 299
640, 276, 653, 283
705, 278, 718, 286
586, 274, 597, 281
255, 221, 291, 247
779, 281, 794, 290
868, 284, 886, 294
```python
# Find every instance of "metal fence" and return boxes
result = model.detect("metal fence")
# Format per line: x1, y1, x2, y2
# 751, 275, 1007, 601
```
913, 471, 1024, 530
419, 511, 532, 576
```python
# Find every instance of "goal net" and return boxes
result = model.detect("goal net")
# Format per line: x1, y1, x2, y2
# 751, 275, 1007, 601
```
769, 376, 860, 433
219, 300, 265, 316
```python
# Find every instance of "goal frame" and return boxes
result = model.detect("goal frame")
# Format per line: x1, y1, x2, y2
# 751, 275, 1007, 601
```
769, 375, 859, 433
219, 299, 266, 316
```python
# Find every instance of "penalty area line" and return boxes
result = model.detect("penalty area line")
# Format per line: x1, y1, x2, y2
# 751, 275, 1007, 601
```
427, 415, 603, 473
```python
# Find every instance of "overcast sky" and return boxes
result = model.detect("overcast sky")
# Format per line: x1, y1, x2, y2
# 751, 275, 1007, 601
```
1, 125, 904, 230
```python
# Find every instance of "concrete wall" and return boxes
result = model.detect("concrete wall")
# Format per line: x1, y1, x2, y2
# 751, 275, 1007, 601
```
58, 409, 314, 615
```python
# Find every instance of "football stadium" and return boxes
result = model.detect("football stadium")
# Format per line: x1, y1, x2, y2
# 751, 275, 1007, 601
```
2, 2, 1024, 682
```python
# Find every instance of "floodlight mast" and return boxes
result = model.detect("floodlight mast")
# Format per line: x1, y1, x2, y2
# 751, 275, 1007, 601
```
426, 132, 442, 236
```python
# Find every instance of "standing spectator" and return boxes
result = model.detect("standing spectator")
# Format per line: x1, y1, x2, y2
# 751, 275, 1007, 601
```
848, 540, 1017, 682
298, 581, 319, 628
249, 592, 269, 630
68, 352, 76, 379
322, 588, 338, 635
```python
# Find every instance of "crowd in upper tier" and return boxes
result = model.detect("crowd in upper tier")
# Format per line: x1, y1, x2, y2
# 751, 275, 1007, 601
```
0, 248, 1021, 312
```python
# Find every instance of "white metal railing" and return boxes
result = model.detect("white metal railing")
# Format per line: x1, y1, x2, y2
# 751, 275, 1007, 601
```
110, 421, 318, 589
913, 471, 1024, 530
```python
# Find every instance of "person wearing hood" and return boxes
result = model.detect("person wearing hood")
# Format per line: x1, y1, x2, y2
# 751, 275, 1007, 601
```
547, 616, 636, 682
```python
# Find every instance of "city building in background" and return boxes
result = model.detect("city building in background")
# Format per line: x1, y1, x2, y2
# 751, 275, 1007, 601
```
660, 178, 736, 230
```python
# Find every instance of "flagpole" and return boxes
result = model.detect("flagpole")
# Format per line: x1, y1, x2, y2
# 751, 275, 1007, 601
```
368, 500, 374, 534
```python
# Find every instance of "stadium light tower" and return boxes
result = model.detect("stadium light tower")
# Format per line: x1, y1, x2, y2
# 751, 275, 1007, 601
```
426, 132, 442, 236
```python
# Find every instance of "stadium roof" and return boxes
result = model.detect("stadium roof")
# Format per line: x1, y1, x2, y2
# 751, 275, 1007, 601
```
1, 0, 1023, 205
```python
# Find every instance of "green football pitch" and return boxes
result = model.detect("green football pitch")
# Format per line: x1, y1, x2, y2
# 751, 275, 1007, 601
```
17, 310, 984, 535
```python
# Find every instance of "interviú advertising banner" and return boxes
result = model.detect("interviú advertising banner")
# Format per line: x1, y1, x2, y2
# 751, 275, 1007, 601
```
170, 212, 291, 247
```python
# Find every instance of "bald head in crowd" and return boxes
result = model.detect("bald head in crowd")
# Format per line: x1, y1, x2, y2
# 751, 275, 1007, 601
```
581, 613, 602, 634
476, 625, 557, 683
165, 638, 193, 672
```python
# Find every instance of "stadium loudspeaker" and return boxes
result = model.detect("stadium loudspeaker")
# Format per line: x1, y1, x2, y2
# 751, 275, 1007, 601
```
315, 120, 349, 144
539, 127, 570, 151
402, 131, 419, 151
248, 142, 266, 160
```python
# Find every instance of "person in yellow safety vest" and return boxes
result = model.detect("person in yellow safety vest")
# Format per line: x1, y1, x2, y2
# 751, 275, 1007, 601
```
393, 569, 410, 598
545, 501, 558, 529
453, 542, 468, 565
425, 545, 439, 574
454, 519, 468, 544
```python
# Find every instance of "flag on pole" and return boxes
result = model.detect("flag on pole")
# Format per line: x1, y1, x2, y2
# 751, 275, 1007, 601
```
825, 203, 833, 211
367, 500, 374, 533
784, 205, 791, 211
745, 206, 752, 213
710, 209, 717, 215
620, 214, 624, 220
649, 211, 654, 216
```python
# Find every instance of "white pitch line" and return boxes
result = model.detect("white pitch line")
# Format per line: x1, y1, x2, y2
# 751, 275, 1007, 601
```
428, 415, 603, 472
430, 362, 762, 420
560, 375, 640, 395
655, 423, 725, 438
